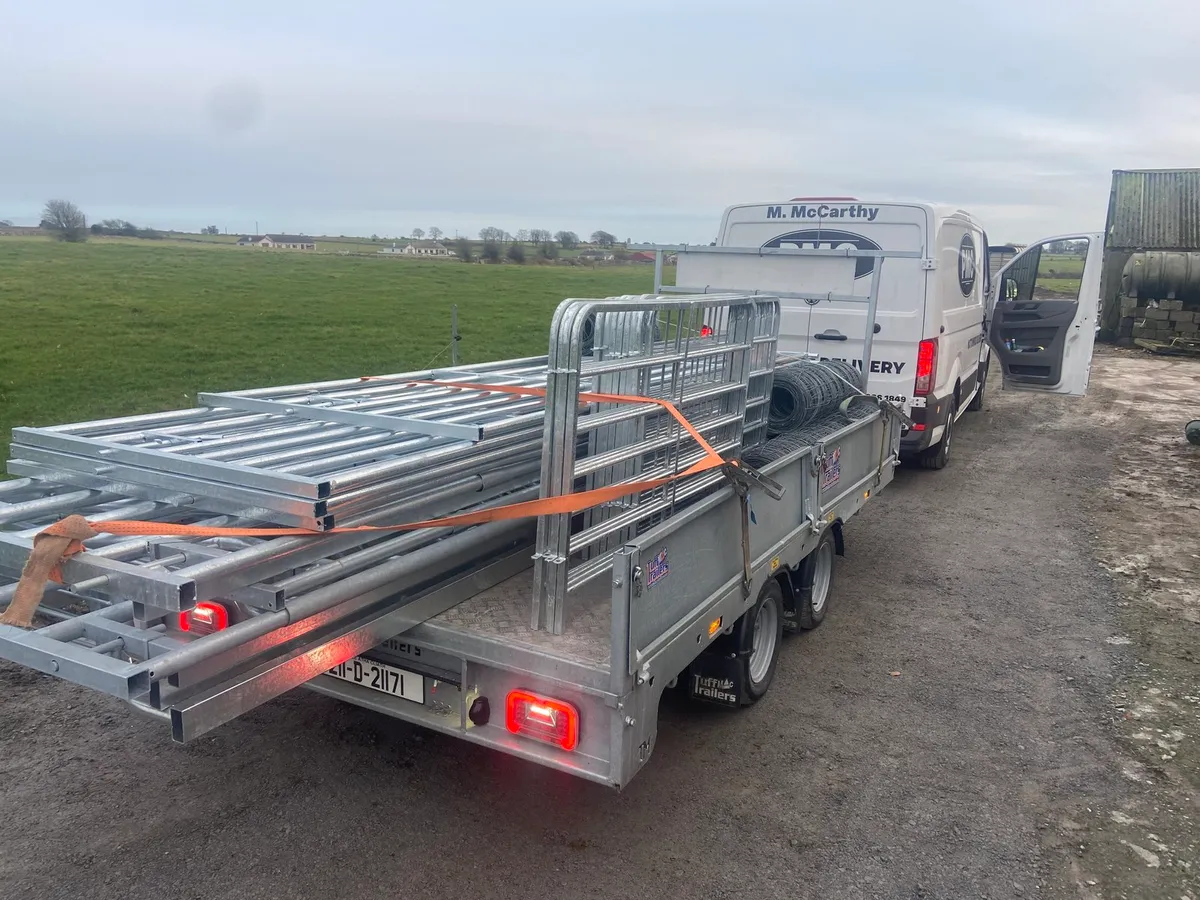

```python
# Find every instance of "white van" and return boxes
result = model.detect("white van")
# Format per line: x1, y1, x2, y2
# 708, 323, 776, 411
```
674, 199, 994, 468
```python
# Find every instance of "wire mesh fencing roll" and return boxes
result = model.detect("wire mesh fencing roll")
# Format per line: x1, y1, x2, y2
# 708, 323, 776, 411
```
744, 359, 878, 467
817, 359, 865, 392
767, 360, 866, 437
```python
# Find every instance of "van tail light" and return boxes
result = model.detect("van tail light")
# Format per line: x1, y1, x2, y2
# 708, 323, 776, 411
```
505, 690, 579, 751
914, 339, 938, 396
700, 324, 713, 337
178, 601, 229, 635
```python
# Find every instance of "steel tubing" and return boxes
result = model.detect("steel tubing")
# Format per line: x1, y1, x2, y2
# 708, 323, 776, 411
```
161, 470, 540, 595
144, 511, 535, 683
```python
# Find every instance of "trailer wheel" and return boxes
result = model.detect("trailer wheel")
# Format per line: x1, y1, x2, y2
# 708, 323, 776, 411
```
737, 579, 785, 703
918, 401, 955, 470
796, 528, 836, 629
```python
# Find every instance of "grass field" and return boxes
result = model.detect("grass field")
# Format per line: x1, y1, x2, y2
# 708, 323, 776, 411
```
1036, 253, 1085, 298
0, 238, 670, 449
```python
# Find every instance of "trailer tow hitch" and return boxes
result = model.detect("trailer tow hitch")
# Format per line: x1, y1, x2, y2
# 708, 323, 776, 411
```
722, 462, 785, 598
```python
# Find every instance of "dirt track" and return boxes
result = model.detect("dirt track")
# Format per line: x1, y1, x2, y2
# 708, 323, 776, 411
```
0, 350, 1196, 900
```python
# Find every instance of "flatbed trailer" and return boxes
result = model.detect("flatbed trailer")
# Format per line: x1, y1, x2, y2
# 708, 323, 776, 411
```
0, 256, 909, 789
311, 402, 894, 785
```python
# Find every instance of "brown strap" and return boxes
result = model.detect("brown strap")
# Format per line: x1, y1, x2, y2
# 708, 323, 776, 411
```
0, 515, 98, 628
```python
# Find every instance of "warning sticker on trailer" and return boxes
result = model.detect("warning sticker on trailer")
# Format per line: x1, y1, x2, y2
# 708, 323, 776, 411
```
646, 547, 670, 587
821, 447, 842, 491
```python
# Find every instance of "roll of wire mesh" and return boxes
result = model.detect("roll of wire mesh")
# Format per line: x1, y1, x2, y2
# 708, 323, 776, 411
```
745, 359, 874, 466
767, 359, 864, 436
817, 359, 865, 392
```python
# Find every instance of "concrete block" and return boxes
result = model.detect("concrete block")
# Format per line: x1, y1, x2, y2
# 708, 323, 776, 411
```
1163, 299, 1184, 311
1132, 322, 1149, 338
1176, 320, 1199, 334
1170, 309, 1195, 322
1120, 297, 1139, 316
1145, 307, 1171, 320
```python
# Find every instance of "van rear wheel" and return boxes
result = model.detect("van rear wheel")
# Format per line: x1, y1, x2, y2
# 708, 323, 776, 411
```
918, 401, 955, 470
967, 367, 987, 412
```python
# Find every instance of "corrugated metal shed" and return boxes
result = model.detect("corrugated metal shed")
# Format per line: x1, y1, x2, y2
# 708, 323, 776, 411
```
1106, 168, 1200, 250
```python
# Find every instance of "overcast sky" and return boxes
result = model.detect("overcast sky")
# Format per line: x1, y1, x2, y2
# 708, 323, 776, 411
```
3, 0, 1200, 244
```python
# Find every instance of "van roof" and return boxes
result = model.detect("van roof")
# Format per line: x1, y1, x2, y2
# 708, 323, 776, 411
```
723, 200, 981, 228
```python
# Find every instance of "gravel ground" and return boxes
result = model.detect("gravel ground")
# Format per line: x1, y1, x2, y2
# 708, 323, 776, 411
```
0, 350, 1195, 900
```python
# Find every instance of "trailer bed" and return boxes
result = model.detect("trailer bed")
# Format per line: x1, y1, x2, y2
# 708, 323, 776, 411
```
426, 568, 612, 668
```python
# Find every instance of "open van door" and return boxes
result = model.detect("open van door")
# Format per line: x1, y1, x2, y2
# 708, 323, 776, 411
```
987, 233, 1103, 396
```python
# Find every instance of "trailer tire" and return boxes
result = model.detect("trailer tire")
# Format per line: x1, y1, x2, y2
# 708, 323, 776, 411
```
796, 529, 836, 629
737, 579, 785, 703
918, 400, 955, 470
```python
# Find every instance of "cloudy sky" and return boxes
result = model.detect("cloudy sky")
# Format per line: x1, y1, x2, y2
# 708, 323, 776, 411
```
3, 0, 1200, 244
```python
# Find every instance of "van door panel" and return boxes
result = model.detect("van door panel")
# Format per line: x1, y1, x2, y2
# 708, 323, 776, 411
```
790, 224, 927, 412
937, 221, 987, 405
711, 206, 931, 413
988, 234, 1101, 397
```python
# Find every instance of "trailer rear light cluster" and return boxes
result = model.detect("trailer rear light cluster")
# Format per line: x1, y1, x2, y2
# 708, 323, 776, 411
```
505, 689, 579, 751
700, 324, 713, 337
914, 339, 938, 396
178, 601, 229, 636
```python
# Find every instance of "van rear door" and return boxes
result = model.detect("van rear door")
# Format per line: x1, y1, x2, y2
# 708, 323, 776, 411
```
711, 202, 931, 414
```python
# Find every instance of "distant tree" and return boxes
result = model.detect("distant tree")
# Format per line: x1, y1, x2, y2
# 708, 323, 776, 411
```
42, 199, 88, 242
201, 225, 220, 235
99, 218, 138, 237
506, 243, 526, 263
479, 226, 505, 242
591, 230, 616, 248
515, 229, 531, 243
454, 237, 473, 262
612, 249, 629, 262
412, 227, 425, 240
555, 230, 579, 250
538, 241, 558, 260
481, 240, 502, 263
429, 226, 443, 241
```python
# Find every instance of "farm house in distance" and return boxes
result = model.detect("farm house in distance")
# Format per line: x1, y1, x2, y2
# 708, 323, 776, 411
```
236, 234, 315, 250
377, 240, 454, 257
402, 240, 451, 256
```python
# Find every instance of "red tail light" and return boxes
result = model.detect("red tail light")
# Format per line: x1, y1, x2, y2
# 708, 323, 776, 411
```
505, 690, 579, 751
700, 324, 713, 337
914, 339, 937, 396
179, 601, 229, 635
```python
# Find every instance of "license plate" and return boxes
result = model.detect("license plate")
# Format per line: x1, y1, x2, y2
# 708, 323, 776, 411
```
325, 657, 425, 703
